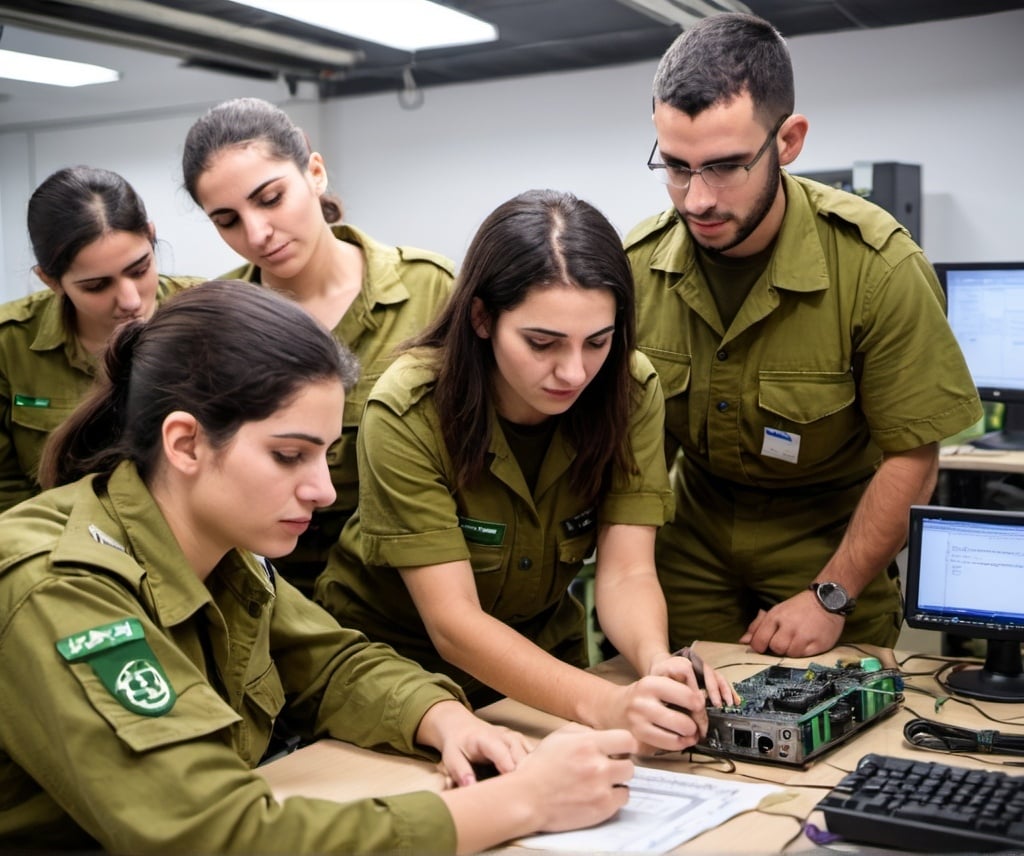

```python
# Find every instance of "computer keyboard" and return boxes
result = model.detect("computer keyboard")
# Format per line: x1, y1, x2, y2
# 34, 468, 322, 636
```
816, 752, 1024, 852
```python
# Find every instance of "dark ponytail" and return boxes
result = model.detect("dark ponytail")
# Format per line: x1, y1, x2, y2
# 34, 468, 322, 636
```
39, 279, 359, 488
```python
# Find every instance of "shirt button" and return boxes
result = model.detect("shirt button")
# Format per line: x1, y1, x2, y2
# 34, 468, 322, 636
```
716, 350, 728, 361
518, 556, 533, 570
717, 401, 729, 412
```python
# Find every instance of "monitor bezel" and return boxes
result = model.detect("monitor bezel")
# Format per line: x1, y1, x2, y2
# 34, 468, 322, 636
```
934, 261, 1024, 403
904, 503, 1024, 642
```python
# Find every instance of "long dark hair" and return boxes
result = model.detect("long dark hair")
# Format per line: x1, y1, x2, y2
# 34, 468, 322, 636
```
28, 166, 154, 327
409, 189, 637, 504
182, 97, 342, 223
39, 280, 359, 488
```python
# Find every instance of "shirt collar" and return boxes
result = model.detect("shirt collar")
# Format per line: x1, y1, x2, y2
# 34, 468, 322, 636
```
647, 170, 830, 295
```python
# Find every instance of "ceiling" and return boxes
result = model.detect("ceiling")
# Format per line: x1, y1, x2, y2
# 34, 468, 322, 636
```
2, 0, 1024, 104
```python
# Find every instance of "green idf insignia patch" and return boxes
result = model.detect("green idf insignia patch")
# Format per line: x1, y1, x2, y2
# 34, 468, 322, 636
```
459, 515, 506, 546
13, 394, 50, 408
57, 618, 176, 717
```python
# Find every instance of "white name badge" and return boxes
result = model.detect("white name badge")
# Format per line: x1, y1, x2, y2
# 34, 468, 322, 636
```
761, 427, 800, 463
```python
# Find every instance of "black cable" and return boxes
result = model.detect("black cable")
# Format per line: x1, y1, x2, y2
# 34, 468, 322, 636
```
903, 716, 1024, 756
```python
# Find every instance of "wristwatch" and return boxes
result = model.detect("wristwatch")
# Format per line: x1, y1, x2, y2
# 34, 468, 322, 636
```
809, 581, 856, 616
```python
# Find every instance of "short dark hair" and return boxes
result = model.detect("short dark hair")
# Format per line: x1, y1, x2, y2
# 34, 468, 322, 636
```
653, 12, 794, 127
39, 279, 359, 488
410, 189, 637, 503
182, 97, 342, 223
28, 165, 152, 281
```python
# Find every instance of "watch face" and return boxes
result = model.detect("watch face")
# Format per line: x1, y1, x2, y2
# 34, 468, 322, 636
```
818, 583, 848, 611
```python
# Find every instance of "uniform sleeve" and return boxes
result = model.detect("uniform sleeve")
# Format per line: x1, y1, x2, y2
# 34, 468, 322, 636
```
0, 359, 39, 512
855, 253, 983, 450
356, 398, 470, 568
599, 354, 675, 526
0, 572, 457, 854
267, 574, 469, 755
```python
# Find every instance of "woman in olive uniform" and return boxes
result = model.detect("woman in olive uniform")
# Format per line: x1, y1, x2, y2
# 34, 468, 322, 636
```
0, 279, 636, 854
0, 166, 199, 512
182, 97, 453, 592
316, 190, 736, 755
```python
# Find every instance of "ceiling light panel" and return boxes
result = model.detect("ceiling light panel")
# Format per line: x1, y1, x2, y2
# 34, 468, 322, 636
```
229, 0, 499, 52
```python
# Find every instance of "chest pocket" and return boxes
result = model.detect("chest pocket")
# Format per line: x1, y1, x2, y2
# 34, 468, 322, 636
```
10, 398, 81, 475
640, 348, 691, 454
239, 659, 286, 766
757, 371, 858, 467
556, 531, 597, 582
466, 542, 509, 612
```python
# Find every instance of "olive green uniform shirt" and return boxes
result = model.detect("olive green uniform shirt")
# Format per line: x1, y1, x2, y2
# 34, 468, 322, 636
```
316, 350, 674, 703
626, 172, 983, 648
224, 224, 453, 590
0, 461, 462, 852
0, 275, 197, 513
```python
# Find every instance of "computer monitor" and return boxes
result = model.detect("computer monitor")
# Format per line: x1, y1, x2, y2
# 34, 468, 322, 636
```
935, 261, 1024, 450
904, 504, 1024, 702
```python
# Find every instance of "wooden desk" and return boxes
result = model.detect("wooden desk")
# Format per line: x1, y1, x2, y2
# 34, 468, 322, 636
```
259, 642, 1023, 853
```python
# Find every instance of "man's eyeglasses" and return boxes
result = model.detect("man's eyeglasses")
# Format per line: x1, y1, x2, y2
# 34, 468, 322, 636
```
647, 114, 790, 190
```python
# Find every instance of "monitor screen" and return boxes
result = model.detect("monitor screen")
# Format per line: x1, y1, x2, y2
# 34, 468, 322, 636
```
904, 504, 1024, 702
936, 261, 1024, 449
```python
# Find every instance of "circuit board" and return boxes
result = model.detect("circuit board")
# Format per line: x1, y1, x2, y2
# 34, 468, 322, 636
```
700, 659, 903, 766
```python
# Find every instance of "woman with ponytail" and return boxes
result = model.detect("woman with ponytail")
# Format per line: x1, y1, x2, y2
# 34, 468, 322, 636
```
0, 279, 638, 854
182, 98, 453, 591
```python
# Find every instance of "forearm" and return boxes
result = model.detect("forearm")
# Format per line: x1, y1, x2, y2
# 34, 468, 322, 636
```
429, 607, 616, 726
594, 567, 670, 676
818, 444, 938, 594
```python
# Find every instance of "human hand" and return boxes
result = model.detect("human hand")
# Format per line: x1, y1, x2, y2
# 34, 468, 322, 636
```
596, 674, 708, 755
649, 649, 739, 709
739, 590, 844, 656
417, 700, 533, 787
511, 725, 636, 833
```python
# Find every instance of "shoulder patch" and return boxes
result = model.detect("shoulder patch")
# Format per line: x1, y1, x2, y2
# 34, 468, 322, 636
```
396, 246, 456, 275
57, 617, 176, 716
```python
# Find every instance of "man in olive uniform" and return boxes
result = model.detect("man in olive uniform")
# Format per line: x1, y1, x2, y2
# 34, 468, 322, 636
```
627, 13, 982, 656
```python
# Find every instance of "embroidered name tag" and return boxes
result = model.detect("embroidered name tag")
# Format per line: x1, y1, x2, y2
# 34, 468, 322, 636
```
459, 516, 506, 546
13, 394, 50, 408
761, 427, 801, 464
57, 618, 176, 716
561, 507, 597, 538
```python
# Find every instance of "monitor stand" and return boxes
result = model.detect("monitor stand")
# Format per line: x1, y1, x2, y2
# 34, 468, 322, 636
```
946, 639, 1024, 702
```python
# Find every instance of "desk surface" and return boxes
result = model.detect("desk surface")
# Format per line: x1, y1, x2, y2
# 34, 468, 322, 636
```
939, 445, 1024, 473
259, 642, 1024, 853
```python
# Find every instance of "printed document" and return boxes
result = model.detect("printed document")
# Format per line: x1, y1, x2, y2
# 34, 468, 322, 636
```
517, 764, 783, 853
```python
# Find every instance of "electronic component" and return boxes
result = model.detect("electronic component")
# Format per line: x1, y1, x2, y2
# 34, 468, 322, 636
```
700, 659, 903, 766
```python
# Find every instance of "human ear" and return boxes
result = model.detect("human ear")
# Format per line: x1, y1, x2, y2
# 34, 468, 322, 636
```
147, 221, 157, 245
470, 297, 492, 339
777, 113, 809, 167
161, 410, 201, 475
307, 151, 329, 194
34, 265, 63, 295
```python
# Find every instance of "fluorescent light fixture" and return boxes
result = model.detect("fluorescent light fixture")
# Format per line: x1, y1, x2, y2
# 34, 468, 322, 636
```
0, 48, 120, 87
619, 0, 751, 27
230, 0, 499, 51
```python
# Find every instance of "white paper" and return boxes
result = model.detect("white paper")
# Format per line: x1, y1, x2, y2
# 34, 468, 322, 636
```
517, 765, 783, 854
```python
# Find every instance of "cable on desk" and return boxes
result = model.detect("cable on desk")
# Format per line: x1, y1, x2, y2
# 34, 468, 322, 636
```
904, 716, 1024, 757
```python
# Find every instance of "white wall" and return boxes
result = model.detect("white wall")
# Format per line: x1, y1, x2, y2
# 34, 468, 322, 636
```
2, 9, 1022, 301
